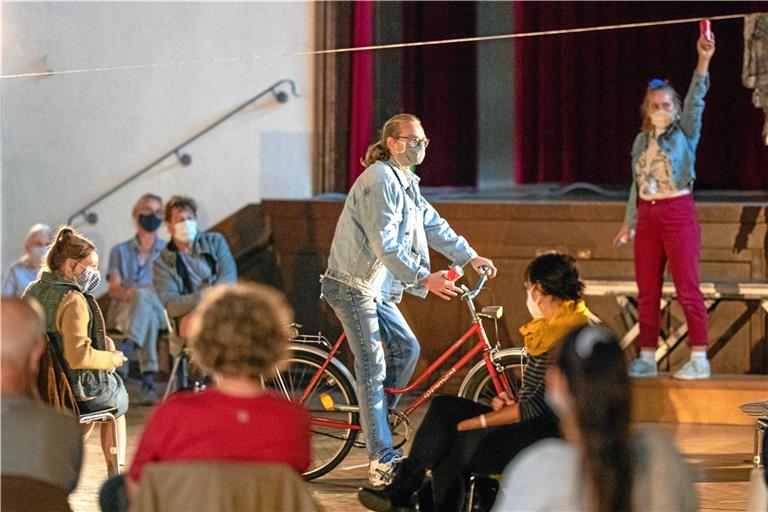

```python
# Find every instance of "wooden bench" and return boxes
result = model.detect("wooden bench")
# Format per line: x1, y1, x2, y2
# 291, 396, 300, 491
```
583, 280, 768, 362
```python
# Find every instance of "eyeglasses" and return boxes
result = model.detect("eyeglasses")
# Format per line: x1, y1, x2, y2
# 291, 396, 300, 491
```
396, 136, 430, 148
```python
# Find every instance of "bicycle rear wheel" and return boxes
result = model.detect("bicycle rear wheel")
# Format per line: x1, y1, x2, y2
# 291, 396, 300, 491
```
458, 349, 526, 406
266, 347, 359, 480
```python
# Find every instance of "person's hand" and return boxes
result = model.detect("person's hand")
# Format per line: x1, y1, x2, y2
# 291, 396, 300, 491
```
178, 314, 192, 337
491, 391, 515, 412
110, 350, 128, 369
697, 33, 715, 62
469, 256, 497, 278
423, 271, 463, 301
613, 225, 634, 249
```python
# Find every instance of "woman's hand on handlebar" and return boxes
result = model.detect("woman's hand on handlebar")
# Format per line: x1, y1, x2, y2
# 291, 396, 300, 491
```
423, 271, 463, 301
469, 256, 497, 278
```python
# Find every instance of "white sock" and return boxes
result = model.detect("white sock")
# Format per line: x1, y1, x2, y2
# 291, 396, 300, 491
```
640, 350, 656, 364
690, 351, 707, 363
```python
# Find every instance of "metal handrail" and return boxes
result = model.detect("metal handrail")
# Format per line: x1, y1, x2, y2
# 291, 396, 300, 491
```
67, 78, 300, 225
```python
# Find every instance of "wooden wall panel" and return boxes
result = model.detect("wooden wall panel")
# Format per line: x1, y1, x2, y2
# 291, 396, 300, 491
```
262, 199, 768, 378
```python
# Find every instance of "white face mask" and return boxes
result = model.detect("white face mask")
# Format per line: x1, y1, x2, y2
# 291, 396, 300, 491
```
29, 246, 47, 263
650, 109, 675, 130
174, 219, 198, 245
526, 289, 544, 319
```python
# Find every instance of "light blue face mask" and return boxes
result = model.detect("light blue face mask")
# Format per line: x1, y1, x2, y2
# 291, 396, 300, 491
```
174, 219, 198, 245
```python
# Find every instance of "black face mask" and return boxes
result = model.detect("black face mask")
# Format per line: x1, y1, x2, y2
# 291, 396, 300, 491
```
138, 214, 163, 233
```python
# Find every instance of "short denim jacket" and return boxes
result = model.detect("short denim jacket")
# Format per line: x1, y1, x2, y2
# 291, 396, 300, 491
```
623, 72, 709, 228
324, 159, 477, 303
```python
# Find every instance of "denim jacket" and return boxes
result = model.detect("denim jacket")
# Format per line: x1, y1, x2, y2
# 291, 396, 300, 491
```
153, 231, 237, 318
623, 72, 709, 227
324, 159, 477, 303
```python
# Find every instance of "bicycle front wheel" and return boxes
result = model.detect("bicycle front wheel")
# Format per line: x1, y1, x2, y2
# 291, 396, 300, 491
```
266, 347, 359, 480
458, 349, 526, 406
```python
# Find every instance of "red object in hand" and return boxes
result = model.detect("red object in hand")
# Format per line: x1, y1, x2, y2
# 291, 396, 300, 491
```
446, 265, 464, 282
699, 19, 712, 41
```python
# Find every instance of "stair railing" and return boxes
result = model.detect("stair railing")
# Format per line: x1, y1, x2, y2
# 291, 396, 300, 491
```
67, 78, 300, 225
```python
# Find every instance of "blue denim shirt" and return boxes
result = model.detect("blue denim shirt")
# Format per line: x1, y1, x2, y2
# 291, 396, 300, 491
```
107, 236, 165, 288
624, 72, 709, 227
324, 159, 477, 303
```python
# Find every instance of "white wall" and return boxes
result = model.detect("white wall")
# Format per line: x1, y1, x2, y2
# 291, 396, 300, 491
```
1, 1, 315, 293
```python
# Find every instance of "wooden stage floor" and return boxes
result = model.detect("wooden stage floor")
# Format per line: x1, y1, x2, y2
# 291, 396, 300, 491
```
69, 383, 759, 512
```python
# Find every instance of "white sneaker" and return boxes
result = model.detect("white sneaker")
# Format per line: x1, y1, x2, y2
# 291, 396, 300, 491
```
673, 359, 711, 380
627, 358, 658, 378
368, 454, 402, 487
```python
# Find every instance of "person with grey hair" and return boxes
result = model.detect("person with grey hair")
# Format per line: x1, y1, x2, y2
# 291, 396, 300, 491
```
1, 297, 83, 493
2, 223, 52, 297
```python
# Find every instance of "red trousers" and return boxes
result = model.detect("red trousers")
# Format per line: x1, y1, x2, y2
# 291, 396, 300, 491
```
634, 194, 708, 349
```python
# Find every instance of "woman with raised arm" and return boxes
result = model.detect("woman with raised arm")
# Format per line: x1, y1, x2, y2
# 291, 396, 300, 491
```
321, 113, 497, 488
614, 34, 716, 380
359, 252, 594, 512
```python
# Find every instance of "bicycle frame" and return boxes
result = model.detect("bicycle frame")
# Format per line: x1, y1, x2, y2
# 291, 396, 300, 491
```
298, 290, 513, 431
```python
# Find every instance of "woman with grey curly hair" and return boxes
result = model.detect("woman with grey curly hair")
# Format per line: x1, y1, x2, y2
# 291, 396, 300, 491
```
121, 283, 310, 502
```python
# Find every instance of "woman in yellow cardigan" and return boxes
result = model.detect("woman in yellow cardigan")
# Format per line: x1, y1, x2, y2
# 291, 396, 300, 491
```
25, 226, 128, 473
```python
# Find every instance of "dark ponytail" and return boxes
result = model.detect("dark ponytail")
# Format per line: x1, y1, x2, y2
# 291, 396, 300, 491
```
557, 326, 633, 512
525, 252, 584, 301
45, 226, 96, 272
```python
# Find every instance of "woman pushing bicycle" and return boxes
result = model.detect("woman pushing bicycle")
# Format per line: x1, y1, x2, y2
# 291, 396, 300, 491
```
320, 113, 496, 488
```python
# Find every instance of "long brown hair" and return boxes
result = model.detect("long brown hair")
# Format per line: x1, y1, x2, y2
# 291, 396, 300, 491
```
556, 326, 633, 512
640, 81, 681, 133
360, 113, 421, 167
44, 226, 96, 272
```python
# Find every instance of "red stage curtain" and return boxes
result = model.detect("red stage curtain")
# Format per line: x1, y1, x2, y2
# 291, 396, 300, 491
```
514, 2, 768, 190
348, 1, 375, 188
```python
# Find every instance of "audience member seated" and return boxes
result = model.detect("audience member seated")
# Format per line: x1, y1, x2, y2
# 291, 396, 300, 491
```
152, 195, 237, 344
24, 226, 129, 474
359, 253, 594, 512
100, 283, 310, 512
2, 224, 52, 297
106, 193, 167, 405
493, 325, 697, 511
1, 297, 82, 494
132, 462, 320, 512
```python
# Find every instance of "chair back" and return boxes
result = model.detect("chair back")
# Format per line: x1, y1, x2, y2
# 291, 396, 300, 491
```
36, 332, 79, 415
1, 475, 72, 512
133, 462, 321, 512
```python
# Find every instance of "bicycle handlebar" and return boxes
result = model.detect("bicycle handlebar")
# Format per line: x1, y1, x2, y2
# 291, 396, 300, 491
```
461, 267, 491, 301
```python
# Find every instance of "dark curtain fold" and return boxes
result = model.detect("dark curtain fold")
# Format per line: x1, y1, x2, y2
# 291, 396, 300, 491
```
401, 1, 478, 187
348, 1, 375, 187
514, 1, 768, 190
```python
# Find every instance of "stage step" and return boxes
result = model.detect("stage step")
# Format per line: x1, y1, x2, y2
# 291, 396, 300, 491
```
632, 374, 767, 426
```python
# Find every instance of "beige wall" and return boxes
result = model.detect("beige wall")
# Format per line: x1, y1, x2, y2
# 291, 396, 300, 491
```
1, 2, 315, 293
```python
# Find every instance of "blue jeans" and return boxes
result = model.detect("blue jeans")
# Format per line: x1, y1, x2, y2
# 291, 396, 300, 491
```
321, 278, 420, 461
119, 288, 166, 373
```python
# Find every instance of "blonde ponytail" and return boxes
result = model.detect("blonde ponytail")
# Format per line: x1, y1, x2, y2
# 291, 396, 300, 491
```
360, 113, 422, 167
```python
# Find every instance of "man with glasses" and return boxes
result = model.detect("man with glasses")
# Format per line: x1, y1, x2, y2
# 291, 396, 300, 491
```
321, 113, 497, 488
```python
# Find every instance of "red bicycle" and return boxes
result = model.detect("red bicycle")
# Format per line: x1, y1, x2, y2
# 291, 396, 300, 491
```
267, 270, 526, 480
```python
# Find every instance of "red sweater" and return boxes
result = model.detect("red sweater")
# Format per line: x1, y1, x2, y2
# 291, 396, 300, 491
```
129, 389, 310, 483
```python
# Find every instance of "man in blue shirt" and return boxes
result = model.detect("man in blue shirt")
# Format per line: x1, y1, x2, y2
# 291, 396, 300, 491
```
107, 194, 167, 405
